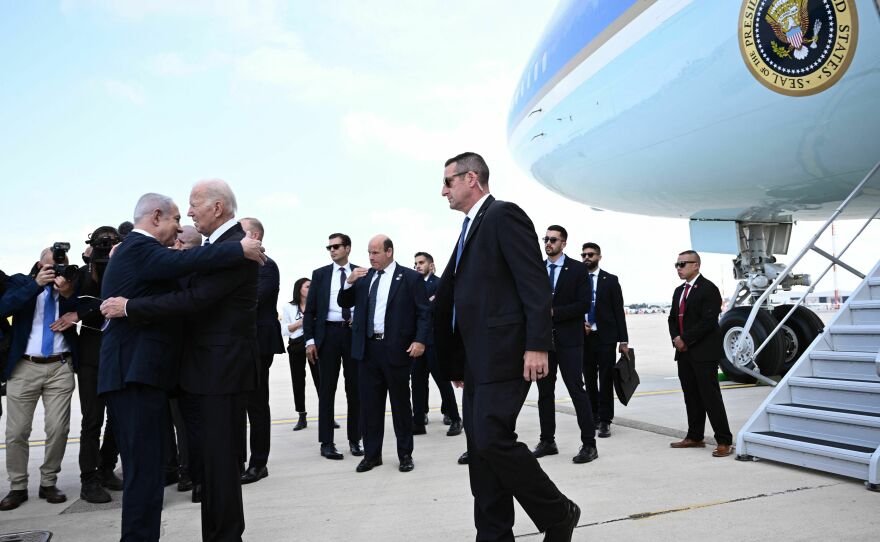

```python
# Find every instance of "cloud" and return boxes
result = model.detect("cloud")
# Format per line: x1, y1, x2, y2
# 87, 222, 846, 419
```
103, 79, 145, 105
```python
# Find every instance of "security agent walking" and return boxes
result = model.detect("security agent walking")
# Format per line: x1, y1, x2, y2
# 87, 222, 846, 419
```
580, 243, 629, 438
338, 235, 431, 473
434, 152, 580, 542
303, 233, 363, 460
533, 226, 597, 464
667, 250, 733, 458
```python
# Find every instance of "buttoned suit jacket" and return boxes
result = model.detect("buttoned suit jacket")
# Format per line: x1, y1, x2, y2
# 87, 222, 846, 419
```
667, 274, 724, 362
302, 262, 357, 350
588, 269, 629, 345
549, 255, 590, 348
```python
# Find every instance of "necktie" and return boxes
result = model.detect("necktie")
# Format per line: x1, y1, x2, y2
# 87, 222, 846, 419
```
548, 263, 558, 294
203, 239, 211, 246
588, 273, 597, 325
455, 216, 471, 271
41, 286, 56, 357
339, 267, 351, 322
678, 283, 691, 335
366, 270, 385, 337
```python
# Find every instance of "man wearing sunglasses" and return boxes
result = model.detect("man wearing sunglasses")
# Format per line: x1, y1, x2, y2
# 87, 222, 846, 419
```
580, 243, 629, 438
302, 233, 364, 460
667, 250, 732, 458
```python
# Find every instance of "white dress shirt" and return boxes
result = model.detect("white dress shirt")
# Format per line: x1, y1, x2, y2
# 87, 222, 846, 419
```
368, 261, 396, 335
327, 262, 356, 322
461, 193, 491, 244
206, 218, 238, 245
280, 303, 305, 340
585, 267, 601, 331
546, 253, 565, 292
24, 287, 71, 357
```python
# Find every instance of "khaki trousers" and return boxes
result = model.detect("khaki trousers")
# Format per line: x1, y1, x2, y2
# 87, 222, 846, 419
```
5, 358, 75, 490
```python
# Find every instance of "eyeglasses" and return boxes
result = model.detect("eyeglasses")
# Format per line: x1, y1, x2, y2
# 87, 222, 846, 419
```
443, 171, 471, 188
580, 252, 597, 258
542, 236, 562, 244
674, 261, 698, 268
326, 244, 345, 251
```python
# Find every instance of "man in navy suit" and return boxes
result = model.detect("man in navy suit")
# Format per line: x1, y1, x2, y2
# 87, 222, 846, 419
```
338, 235, 431, 473
303, 233, 363, 460
96, 191, 265, 541
581, 242, 629, 438
411, 251, 462, 436
533, 226, 597, 464
239, 217, 285, 485
434, 152, 579, 542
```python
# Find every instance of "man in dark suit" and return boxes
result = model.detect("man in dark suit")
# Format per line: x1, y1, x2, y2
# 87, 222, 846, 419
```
581, 242, 629, 438
303, 233, 363, 460
96, 191, 265, 541
411, 251, 462, 436
667, 250, 733, 457
434, 152, 580, 542
338, 235, 431, 473
533, 226, 597, 464
239, 217, 285, 485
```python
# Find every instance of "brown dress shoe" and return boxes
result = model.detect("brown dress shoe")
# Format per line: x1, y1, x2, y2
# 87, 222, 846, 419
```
38, 485, 67, 504
670, 438, 706, 448
0, 490, 28, 511
712, 444, 733, 457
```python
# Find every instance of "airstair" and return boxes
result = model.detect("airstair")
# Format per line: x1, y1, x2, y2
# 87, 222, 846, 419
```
735, 161, 880, 490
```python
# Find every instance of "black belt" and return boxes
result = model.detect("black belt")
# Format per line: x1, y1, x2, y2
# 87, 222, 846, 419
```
368, 334, 385, 341
325, 320, 351, 328
23, 353, 71, 363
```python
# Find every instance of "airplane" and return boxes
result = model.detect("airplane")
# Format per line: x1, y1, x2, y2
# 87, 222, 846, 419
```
508, 0, 880, 384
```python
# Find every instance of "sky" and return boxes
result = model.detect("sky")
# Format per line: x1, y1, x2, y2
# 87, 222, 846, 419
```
1, 0, 877, 310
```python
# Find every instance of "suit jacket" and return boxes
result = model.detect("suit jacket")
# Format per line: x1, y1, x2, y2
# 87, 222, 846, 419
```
124, 224, 260, 395
0, 273, 80, 380
338, 264, 431, 366
667, 274, 724, 362
434, 196, 553, 384
302, 261, 357, 349
256, 257, 285, 358
549, 255, 590, 348
424, 274, 439, 299
97, 231, 244, 394
588, 269, 629, 345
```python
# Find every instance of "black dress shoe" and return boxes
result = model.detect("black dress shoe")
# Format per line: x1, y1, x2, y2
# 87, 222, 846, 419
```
446, 420, 463, 437
597, 421, 611, 438
177, 472, 193, 492
543, 500, 580, 542
293, 412, 308, 431
412, 424, 427, 435
38, 485, 67, 504
572, 444, 598, 464
80, 480, 111, 504
399, 455, 414, 472
321, 444, 344, 460
191, 484, 202, 503
0, 490, 28, 511
164, 471, 180, 487
443, 414, 452, 426
457, 451, 469, 465
241, 465, 268, 485
349, 441, 364, 456
98, 469, 124, 491
356, 457, 383, 473
532, 440, 559, 458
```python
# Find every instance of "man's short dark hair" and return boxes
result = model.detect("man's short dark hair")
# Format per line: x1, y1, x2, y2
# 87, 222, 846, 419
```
445, 152, 490, 184
582, 242, 601, 254
118, 221, 134, 239
547, 225, 568, 241
679, 249, 701, 263
383, 238, 394, 252
414, 251, 434, 263
328, 233, 352, 247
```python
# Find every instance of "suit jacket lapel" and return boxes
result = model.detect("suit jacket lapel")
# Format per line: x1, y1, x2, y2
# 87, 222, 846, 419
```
215, 222, 243, 244
387, 266, 404, 304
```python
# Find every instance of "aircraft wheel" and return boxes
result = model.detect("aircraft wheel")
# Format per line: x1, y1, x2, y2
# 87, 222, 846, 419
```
719, 307, 785, 383
772, 305, 824, 375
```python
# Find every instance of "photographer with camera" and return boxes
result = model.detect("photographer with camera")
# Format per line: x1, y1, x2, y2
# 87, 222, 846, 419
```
0, 244, 81, 511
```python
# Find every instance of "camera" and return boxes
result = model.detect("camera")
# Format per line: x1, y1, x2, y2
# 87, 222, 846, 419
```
51, 242, 79, 281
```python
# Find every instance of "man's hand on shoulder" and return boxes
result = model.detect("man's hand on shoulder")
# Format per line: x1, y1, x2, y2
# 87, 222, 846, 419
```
347, 267, 368, 284
523, 350, 549, 382
240, 231, 268, 265
101, 297, 129, 319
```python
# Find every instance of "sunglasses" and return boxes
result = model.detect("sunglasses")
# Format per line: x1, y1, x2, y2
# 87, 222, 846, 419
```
326, 244, 345, 251
542, 236, 562, 244
443, 171, 470, 188
674, 261, 698, 268
580, 252, 597, 258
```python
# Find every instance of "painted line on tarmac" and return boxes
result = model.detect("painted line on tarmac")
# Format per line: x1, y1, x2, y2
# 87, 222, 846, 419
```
514, 483, 838, 538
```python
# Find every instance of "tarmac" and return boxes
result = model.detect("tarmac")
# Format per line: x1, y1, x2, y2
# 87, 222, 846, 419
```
0, 312, 878, 541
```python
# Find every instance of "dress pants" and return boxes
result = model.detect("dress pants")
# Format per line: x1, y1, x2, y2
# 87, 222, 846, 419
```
105, 384, 168, 542
199, 392, 247, 542
536, 344, 595, 446
164, 397, 188, 476
464, 375, 569, 541
411, 344, 461, 426
287, 338, 319, 413
178, 391, 203, 485
583, 333, 617, 423
245, 354, 273, 469
677, 352, 733, 445
77, 361, 119, 481
317, 326, 361, 445
360, 339, 414, 461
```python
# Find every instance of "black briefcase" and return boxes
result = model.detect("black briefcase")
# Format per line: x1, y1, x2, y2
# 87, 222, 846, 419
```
613, 349, 639, 406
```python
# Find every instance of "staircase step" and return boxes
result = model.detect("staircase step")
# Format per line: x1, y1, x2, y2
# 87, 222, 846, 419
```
741, 431, 872, 481
864, 277, 879, 299
850, 301, 880, 324
766, 404, 880, 449
828, 325, 880, 352
809, 350, 880, 381
788, 377, 880, 413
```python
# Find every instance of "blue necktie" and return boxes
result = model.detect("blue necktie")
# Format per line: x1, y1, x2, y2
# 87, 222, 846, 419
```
452, 216, 471, 330
548, 263, 558, 294
366, 270, 384, 337
204, 238, 210, 246
41, 285, 56, 356
588, 273, 597, 325
339, 267, 351, 322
